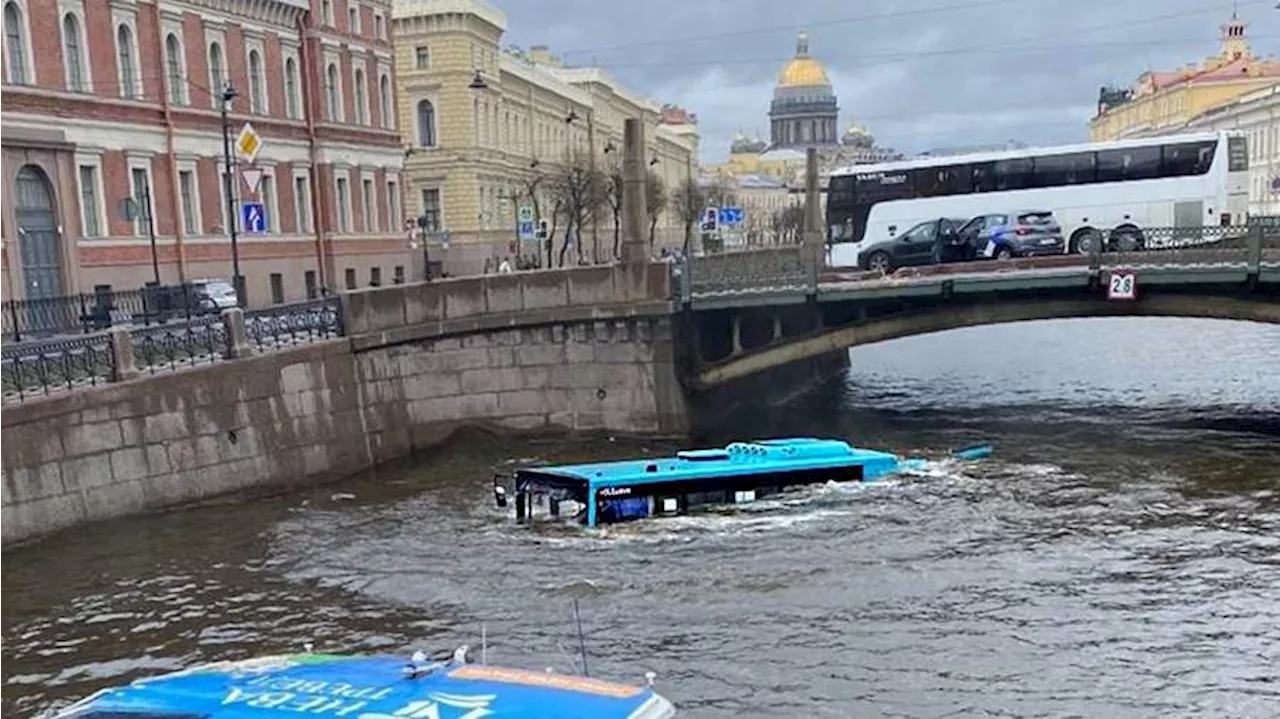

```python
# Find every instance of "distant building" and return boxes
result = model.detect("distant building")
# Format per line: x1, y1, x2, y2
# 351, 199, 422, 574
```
705, 30, 900, 186
1090, 11, 1280, 142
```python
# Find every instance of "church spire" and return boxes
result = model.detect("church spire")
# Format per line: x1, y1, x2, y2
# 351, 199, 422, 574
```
796, 29, 809, 58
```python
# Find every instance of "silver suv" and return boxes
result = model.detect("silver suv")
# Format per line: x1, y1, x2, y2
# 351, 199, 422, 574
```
955, 210, 1065, 260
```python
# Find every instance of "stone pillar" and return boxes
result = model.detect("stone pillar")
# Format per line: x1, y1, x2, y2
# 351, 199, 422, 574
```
107, 326, 139, 382
621, 118, 649, 266
221, 307, 254, 359
802, 147, 824, 290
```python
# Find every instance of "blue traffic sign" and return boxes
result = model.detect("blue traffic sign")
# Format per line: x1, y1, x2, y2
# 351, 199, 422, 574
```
718, 206, 745, 225
241, 202, 267, 234
518, 220, 536, 240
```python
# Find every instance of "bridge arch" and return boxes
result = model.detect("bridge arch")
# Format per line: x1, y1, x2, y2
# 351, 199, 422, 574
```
695, 294, 1280, 389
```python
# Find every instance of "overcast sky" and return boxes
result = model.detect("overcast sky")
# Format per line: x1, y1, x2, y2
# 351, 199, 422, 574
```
498, 0, 1278, 163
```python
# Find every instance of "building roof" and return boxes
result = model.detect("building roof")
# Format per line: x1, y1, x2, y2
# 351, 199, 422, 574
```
392, 0, 507, 30
776, 30, 831, 88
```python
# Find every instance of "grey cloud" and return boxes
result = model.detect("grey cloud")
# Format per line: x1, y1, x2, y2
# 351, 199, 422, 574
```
497, 0, 1277, 162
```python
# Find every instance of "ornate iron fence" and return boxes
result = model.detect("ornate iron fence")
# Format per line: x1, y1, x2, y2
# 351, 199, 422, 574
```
244, 296, 343, 352
1, 332, 116, 403
132, 315, 228, 375
687, 244, 810, 296
2, 284, 223, 343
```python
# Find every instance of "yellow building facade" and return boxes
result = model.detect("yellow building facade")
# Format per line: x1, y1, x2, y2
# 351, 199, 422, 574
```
1090, 13, 1280, 142
392, 0, 699, 274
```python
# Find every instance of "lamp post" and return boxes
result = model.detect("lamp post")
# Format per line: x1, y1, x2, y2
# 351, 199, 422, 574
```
219, 83, 243, 306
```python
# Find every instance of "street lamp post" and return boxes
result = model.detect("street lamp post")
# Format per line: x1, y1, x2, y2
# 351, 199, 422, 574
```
219, 84, 243, 306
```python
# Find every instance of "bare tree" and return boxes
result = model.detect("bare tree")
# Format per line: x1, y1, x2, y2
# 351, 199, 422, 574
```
671, 178, 706, 253
548, 150, 607, 267
603, 158, 624, 260
702, 179, 738, 210
645, 170, 668, 250
771, 204, 804, 244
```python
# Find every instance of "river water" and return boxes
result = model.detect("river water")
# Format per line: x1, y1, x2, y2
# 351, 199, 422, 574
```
4, 318, 1279, 718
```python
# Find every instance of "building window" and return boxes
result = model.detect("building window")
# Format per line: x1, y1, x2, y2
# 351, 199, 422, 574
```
130, 166, 152, 236
344, 268, 356, 290
348, 3, 359, 34
379, 74, 392, 129
165, 33, 184, 104
62, 13, 85, 91
248, 49, 264, 113
321, 0, 332, 25
417, 99, 436, 147
4, 2, 27, 84
325, 63, 340, 121
361, 178, 374, 232
116, 24, 136, 98
386, 179, 399, 229
353, 68, 367, 125
420, 188, 440, 231
78, 165, 102, 237
304, 270, 318, 299
179, 170, 197, 234
260, 174, 275, 233
374, 13, 384, 40
336, 177, 351, 232
393, 265, 404, 284
415, 46, 429, 69
284, 57, 299, 118
269, 273, 284, 304
369, 267, 381, 287
294, 174, 311, 233
208, 42, 224, 106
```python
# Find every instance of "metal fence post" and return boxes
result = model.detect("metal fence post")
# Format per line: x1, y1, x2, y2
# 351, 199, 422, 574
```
108, 326, 138, 382
1246, 223, 1262, 279
222, 307, 253, 358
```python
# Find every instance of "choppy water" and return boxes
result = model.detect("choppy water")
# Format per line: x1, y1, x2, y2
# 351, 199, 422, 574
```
4, 318, 1279, 718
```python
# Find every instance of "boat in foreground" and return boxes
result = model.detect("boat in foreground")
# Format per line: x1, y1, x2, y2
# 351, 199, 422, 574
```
495, 437, 992, 527
48, 646, 676, 719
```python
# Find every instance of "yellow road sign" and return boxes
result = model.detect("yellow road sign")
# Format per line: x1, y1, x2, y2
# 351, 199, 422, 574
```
235, 123, 262, 163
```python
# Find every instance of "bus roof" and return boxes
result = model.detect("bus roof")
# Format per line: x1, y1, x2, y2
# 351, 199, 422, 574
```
521, 438, 899, 490
828, 129, 1238, 177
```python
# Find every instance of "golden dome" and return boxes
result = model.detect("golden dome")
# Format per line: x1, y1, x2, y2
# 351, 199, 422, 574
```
776, 30, 830, 88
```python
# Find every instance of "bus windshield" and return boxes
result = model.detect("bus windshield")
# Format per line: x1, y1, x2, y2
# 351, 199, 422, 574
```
825, 131, 1247, 266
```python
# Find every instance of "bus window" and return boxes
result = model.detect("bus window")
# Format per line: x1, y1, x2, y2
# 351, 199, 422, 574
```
971, 162, 996, 192
1228, 135, 1248, 171
913, 165, 969, 197
1098, 146, 1160, 182
828, 175, 856, 206
1162, 141, 1216, 177
1031, 152, 1096, 187
995, 158, 1033, 191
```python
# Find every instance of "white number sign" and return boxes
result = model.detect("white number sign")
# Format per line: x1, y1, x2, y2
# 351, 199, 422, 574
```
1108, 272, 1136, 300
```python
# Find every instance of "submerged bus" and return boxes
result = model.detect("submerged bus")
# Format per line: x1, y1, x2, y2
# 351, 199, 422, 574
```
825, 130, 1250, 268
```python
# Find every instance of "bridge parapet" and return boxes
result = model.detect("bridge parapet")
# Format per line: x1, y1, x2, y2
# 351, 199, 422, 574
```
688, 244, 810, 296
341, 262, 673, 336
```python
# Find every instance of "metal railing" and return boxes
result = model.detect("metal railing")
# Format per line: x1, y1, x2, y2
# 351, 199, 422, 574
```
244, 297, 344, 352
682, 223, 1279, 298
132, 315, 229, 375
1, 332, 117, 403
2, 284, 225, 343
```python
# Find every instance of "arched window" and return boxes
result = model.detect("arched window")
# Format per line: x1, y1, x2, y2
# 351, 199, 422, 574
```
417, 99, 435, 147
248, 49, 264, 113
378, 74, 391, 129
208, 42, 224, 104
5, 1, 27, 84
325, 63, 340, 121
164, 33, 183, 104
62, 13, 84, 91
353, 68, 366, 125
284, 57, 299, 118
116, 24, 136, 98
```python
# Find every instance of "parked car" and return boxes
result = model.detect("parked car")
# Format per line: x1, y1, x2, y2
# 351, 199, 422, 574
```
956, 210, 1065, 260
188, 278, 240, 310
857, 217, 970, 273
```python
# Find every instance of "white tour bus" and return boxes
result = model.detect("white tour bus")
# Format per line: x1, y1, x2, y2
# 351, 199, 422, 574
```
825, 130, 1250, 268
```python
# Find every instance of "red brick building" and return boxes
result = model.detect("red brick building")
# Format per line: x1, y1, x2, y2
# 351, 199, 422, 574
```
1, 0, 408, 307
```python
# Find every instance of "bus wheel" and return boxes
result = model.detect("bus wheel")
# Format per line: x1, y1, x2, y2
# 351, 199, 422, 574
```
1070, 228, 1102, 255
867, 251, 893, 274
1110, 226, 1145, 252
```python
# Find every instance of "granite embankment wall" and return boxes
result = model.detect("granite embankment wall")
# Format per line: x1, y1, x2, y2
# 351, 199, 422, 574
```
1, 264, 686, 547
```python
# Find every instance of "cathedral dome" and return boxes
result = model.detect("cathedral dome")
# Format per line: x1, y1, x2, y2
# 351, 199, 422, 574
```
841, 122, 873, 147
775, 30, 831, 89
